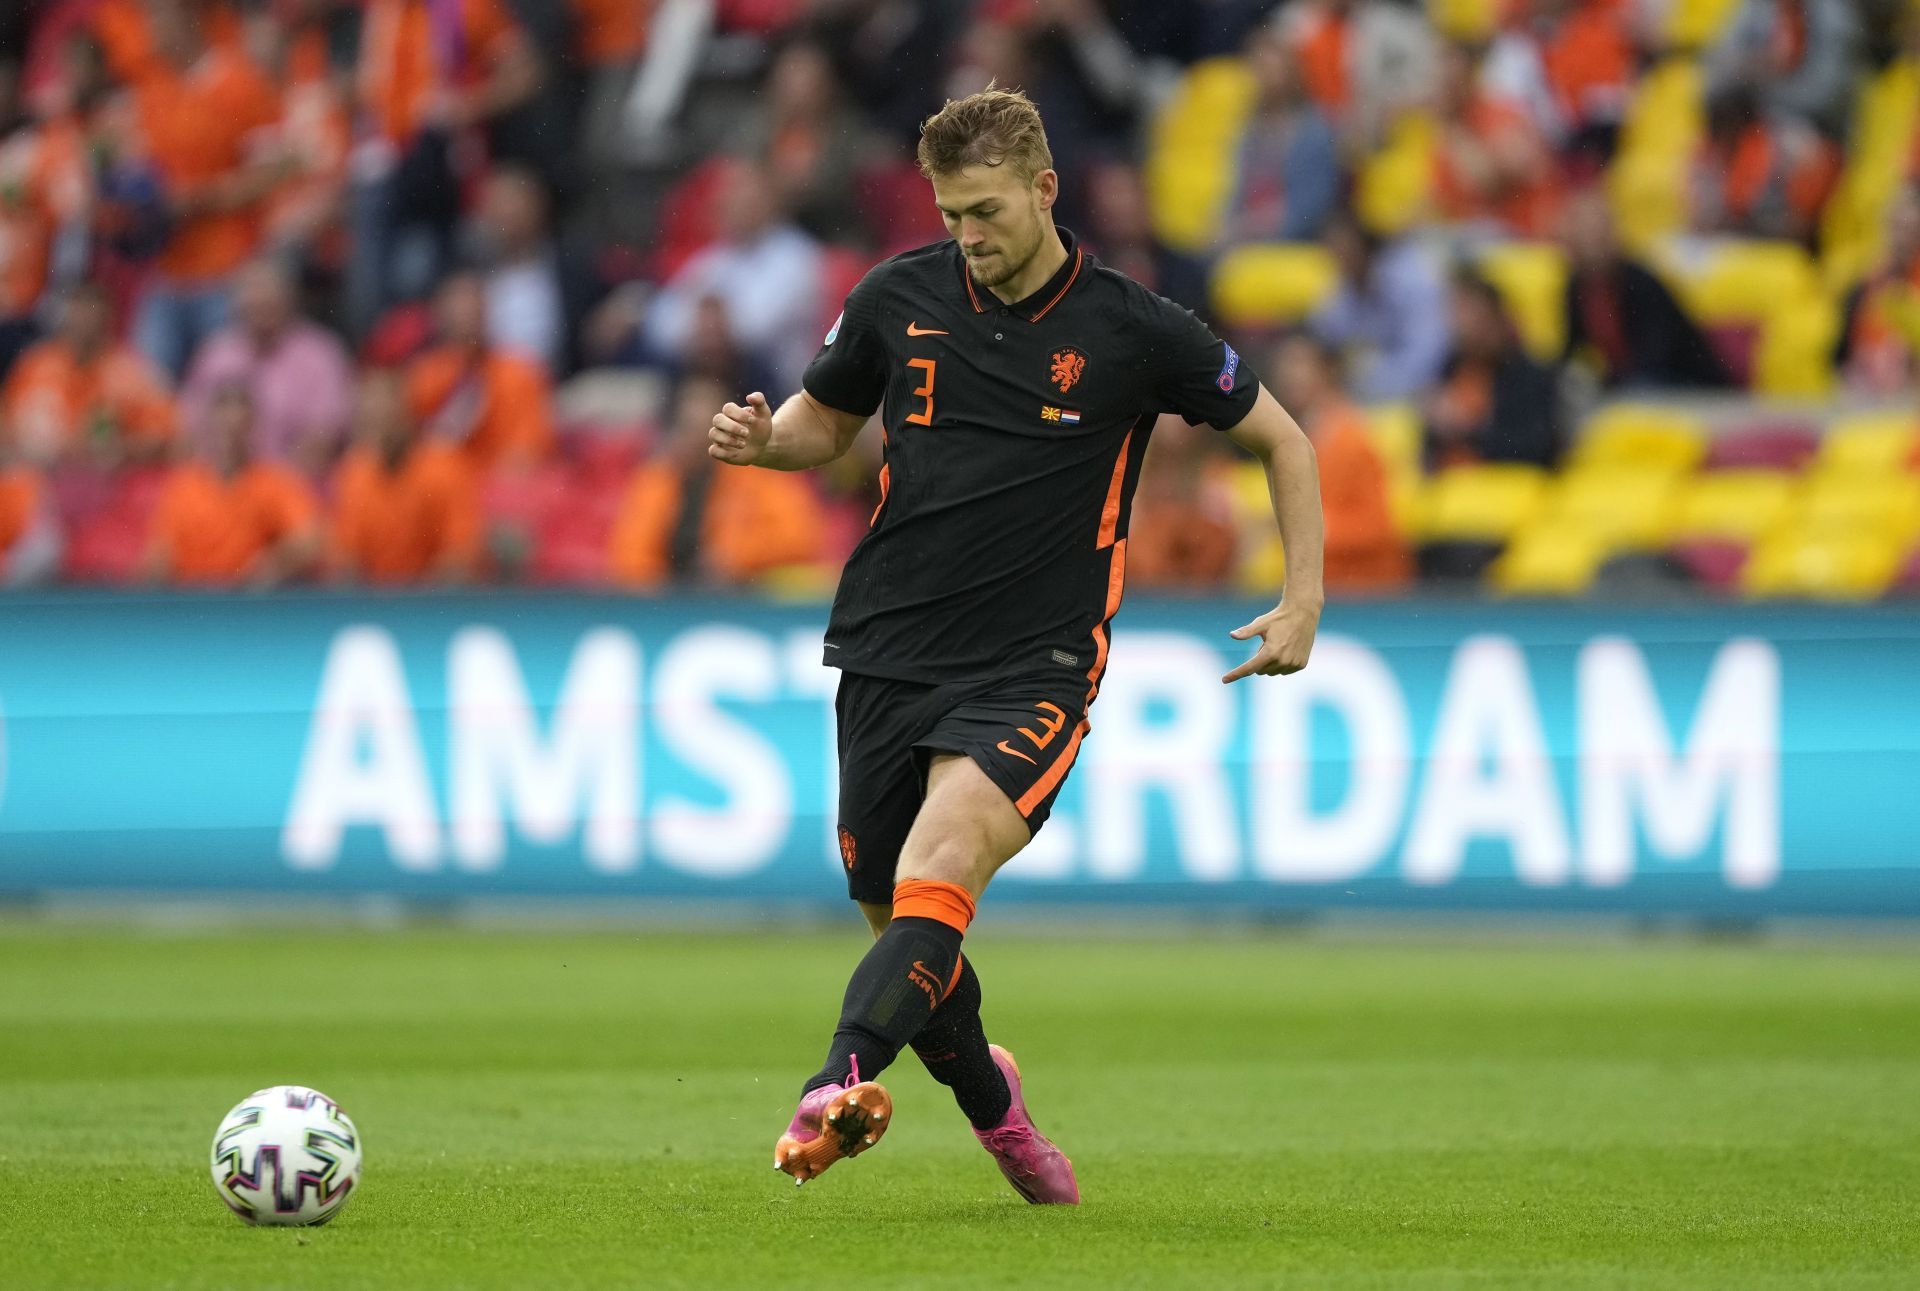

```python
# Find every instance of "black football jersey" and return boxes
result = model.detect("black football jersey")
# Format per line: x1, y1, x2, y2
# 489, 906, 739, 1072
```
802, 229, 1260, 685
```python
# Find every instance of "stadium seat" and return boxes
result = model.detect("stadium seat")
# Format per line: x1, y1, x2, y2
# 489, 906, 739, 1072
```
1363, 404, 1423, 533
1669, 539, 1749, 591
1610, 60, 1702, 250
1210, 244, 1338, 328
1703, 424, 1821, 472
1428, 0, 1498, 41
1663, 0, 1743, 50
1815, 412, 1920, 475
1673, 241, 1820, 325
1669, 470, 1796, 543
1476, 243, 1567, 362
1146, 58, 1256, 253
1416, 464, 1549, 543
1741, 529, 1906, 600
1569, 405, 1708, 473
1354, 113, 1435, 235
1664, 241, 1838, 394
1793, 474, 1920, 546
1544, 468, 1681, 550
1820, 61, 1919, 291
1491, 521, 1610, 596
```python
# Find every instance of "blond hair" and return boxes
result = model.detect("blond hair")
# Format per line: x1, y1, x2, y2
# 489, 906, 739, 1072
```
916, 85, 1054, 184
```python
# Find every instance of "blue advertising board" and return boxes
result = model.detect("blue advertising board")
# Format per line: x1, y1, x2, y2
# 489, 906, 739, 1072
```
0, 592, 1915, 915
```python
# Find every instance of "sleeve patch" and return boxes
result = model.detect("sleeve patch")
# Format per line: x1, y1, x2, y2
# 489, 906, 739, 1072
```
1215, 343, 1240, 392
824, 312, 843, 345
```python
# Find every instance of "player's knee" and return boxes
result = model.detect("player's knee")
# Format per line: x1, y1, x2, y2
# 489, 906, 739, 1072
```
895, 832, 990, 893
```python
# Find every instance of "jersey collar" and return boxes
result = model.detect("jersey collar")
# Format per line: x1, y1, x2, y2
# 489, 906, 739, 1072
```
961, 227, 1086, 322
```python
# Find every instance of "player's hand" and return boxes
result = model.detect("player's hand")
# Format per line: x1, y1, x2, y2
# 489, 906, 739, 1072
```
1222, 600, 1320, 683
710, 392, 773, 465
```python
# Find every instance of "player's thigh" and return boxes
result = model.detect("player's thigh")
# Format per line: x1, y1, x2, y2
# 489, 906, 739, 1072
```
835, 672, 932, 907
894, 751, 1034, 896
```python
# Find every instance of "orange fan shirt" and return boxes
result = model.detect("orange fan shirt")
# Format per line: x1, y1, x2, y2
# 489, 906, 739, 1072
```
1290, 9, 1351, 117
90, 0, 245, 86
0, 120, 87, 318
609, 461, 824, 588
1541, 4, 1632, 126
131, 46, 283, 282
570, 0, 652, 65
1433, 95, 1561, 237
0, 466, 42, 559
267, 29, 352, 245
406, 346, 554, 470
1311, 401, 1410, 592
359, 0, 522, 145
330, 442, 482, 582
149, 460, 318, 584
2, 338, 176, 460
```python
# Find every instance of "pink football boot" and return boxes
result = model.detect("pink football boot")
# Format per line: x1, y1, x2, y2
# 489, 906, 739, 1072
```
773, 1057, 893, 1186
974, 1044, 1079, 1204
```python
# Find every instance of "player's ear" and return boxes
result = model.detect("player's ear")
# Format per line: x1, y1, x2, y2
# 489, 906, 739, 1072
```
1033, 169, 1058, 212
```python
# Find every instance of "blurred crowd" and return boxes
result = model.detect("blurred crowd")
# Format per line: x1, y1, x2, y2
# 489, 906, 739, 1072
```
0, 0, 1915, 598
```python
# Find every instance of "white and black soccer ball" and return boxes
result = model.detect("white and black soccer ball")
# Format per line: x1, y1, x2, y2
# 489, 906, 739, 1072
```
210, 1085, 362, 1226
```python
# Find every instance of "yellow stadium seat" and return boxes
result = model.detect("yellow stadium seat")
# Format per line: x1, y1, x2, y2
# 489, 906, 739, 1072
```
1816, 413, 1920, 475
1741, 529, 1905, 600
1146, 58, 1256, 253
1363, 404, 1423, 535
1546, 468, 1682, 550
1612, 60, 1700, 250
1355, 114, 1436, 236
1570, 405, 1708, 473
1210, 244, 1339, 328
1617, 59, 1703, 162
1363, 404, 1421, 477
1664, 0, 1743, 50
1671, 241, 1821, 325
1669, 471, 1797, 543
1821, 61, 1919, 291
1661, 241, 1837, 394
1476, 243, 1567, 362
1492, 522, 1612, 596
1417, 464, 1549, 542
1608, 151, 1691, 255
1428, 0, 1498, 41
1794, 475, 1920, 544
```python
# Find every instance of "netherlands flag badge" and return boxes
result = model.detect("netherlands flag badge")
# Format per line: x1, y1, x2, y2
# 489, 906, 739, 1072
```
1059, 409, 1082, 424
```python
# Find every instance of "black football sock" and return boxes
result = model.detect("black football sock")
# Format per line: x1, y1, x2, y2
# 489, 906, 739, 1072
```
910, 955, 1012, 1131
802, 915, 963, 1096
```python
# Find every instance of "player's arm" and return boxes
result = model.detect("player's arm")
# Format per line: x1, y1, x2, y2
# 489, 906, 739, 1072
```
709, 390, 868, 471
1221, 384, 1324, 684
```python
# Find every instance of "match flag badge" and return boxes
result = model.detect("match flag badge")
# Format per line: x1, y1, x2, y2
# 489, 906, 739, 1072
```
1041, 406, 1082, 424
824, 311, 842, 345
1216, 342, 1240, 392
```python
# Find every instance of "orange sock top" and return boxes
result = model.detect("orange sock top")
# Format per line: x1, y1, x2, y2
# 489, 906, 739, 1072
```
893, 878, 976, 934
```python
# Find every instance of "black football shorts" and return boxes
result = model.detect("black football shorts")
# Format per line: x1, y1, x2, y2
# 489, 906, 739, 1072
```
833, 668, 1091, 905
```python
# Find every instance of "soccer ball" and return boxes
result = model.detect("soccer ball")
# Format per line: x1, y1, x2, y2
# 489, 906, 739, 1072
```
209, 1086, 362, 1226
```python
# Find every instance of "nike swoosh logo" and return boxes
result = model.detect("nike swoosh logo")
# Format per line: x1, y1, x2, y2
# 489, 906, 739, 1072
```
996, 740, 1037, 766
906, 322, 949, 336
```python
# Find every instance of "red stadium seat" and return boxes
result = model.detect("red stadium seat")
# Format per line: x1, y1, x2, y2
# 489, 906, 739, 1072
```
816, 246, 877, 334
1702, 423, 1822, 472
1667, 539, 1749, 591
59, 467, 168, 583
650, 158, 737, 282
857, 159, 947, 256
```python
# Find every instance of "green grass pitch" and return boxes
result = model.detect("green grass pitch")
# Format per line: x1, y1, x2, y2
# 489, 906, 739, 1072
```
3, 922, 1918, 1289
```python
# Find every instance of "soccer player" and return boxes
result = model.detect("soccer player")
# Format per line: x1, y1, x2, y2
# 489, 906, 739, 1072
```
708, 88, 1325, 1204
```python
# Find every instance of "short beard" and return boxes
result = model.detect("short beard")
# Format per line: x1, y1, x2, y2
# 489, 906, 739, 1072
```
966, 212, 1045, 290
